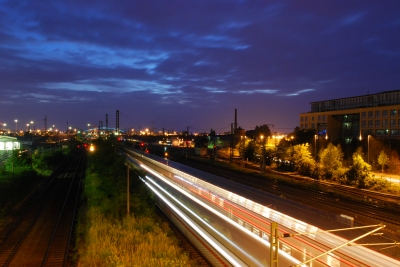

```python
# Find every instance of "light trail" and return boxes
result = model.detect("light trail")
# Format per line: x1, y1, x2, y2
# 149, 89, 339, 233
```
139, 176, 245, 266
126, 149, 400, 267
140, 163, 303, 266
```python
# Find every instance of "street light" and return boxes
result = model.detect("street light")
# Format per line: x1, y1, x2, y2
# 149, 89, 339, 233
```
241, 135, 245, 167
314, 134, 318, 159
14, 119, 18, 134
260, 135, 265, 174
368, 135, 371, 165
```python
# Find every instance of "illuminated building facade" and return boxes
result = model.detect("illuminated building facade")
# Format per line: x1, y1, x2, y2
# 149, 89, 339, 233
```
299, 90, 400, 143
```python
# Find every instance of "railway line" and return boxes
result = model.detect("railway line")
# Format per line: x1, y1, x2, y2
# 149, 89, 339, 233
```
167, 155, 400, 259
242, 159, 400, 207
127, 148, 400, 266
177, 157, 400, 225
0, 151, 85, 267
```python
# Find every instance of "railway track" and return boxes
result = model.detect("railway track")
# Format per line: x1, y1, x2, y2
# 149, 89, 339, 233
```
247, 160, 400, 205
0, 151, 85, 267
172, 156, 400, 230
155, 207, 212, 267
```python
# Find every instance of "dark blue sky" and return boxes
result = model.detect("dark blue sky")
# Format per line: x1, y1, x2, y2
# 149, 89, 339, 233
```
1, 0, 399, 134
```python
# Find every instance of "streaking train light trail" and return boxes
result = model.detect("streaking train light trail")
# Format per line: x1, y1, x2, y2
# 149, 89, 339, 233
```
140, 162, 309, 266
126, 148, 400, 267
139, 175, 246, 266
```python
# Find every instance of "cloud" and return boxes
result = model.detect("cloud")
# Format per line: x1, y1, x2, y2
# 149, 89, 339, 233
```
284, 89, 315, 96
0, 0, 399, 131
236, 89, 278, 94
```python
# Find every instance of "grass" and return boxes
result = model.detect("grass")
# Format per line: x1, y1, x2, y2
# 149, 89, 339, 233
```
75, 140, 199, 267
77, 207, 192, 267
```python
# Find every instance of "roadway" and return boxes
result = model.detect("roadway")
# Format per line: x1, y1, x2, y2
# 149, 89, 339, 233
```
370, 171, 400, 184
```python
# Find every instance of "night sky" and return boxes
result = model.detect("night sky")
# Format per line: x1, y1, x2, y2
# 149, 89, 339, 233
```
1, 1, 399, 134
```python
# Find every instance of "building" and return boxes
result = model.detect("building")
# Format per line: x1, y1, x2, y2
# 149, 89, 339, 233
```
299, 90, 400, 143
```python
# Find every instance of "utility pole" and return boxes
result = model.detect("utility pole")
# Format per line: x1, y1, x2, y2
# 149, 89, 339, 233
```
127, 164, 130, 215
270, 222, 279, 267
116, 110, 120, 134
230, 123, 234, 163
44, 115, 47, 132
106, 114, 109, 135
186, 126, 192, 136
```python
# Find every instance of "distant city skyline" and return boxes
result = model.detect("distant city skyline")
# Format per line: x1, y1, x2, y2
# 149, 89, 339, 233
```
1, 1, 399, 133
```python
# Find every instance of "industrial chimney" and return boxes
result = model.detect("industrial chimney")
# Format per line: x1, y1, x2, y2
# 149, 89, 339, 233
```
234, 108, 238, 131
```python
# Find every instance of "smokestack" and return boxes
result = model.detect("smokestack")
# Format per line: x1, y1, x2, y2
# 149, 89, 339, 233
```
106, 114, 108, 134
234, 108, 237, 130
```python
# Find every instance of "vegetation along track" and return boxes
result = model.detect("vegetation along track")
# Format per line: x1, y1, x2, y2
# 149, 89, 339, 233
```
0, 151, 85, 267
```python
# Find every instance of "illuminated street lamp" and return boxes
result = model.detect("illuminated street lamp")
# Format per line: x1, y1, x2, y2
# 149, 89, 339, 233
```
30, 121, 34, 132
14, 119, 18, 133
314, 134, 318, 159
368, 135, 371, 165
240, 135, 245, 167
260, 135, 265, 174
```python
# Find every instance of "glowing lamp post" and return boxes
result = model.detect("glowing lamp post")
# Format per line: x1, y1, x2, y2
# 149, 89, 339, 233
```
314, 134, 318, 159
368, 135, 371, 165
260, 135, 265, 174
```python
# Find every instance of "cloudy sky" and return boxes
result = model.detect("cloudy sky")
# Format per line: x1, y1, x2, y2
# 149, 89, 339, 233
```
1, 1, 399, 134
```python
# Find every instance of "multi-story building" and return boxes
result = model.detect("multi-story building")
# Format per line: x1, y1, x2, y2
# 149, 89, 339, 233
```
299, 90, 400, 143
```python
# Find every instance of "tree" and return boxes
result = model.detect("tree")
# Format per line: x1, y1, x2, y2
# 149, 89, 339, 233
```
286, 144, 316, 177
291, 127, 316, 145
346, 153, 371, 188
254, 124, 272, 139
353, 146, 366, 161
319, 143, 344, 180
377, 150, 389, 173
208, 128, 217, 149
388, 150, 400, 173
244, 139, 256, 161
